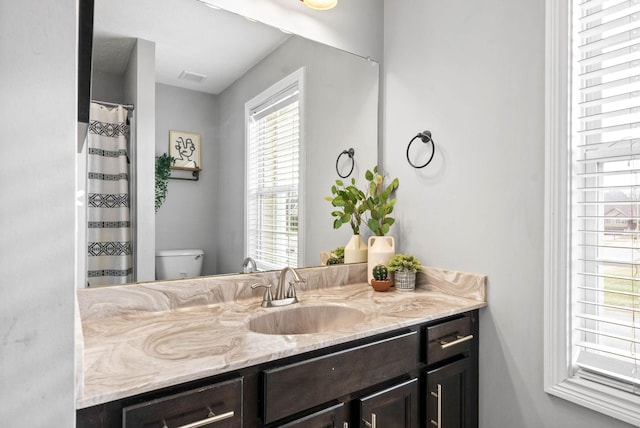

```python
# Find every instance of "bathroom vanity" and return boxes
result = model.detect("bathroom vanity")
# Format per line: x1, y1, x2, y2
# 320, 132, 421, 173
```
75, 264, 486, 427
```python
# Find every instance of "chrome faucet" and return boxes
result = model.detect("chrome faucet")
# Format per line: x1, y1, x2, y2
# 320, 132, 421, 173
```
242, 257, 257, 273
251, 266, 305, 308
274, 266, 305, 300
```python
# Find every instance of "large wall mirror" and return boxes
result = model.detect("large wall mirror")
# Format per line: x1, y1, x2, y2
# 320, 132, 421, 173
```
81, 0, 379, 286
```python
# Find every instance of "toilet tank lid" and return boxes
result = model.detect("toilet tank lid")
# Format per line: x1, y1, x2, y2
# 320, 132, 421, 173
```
156, 249, 204, 257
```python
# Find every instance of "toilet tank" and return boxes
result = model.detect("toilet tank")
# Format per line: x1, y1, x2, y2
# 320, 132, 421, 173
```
155, 249, 204, 280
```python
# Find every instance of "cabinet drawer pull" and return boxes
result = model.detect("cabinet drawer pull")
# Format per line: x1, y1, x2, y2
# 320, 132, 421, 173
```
363, 413, 376, 428
171, 410, 234, 428
429, 384, 442, 428
440, 334, 474, 349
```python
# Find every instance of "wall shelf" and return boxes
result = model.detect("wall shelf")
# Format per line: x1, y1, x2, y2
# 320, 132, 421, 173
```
170, 166, 201, 181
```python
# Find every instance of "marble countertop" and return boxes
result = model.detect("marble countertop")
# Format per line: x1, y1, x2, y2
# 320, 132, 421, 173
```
76, 264, 487, 409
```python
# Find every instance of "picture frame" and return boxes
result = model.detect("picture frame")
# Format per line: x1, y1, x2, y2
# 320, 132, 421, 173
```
169, 130, 201, 169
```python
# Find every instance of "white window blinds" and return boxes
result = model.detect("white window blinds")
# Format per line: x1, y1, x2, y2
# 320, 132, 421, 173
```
571, 0, 640, 392
246, 72, 303, 271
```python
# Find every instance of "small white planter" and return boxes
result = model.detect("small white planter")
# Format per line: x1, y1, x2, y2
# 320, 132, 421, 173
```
344, 234, 368, 264
394, 271, 416, 291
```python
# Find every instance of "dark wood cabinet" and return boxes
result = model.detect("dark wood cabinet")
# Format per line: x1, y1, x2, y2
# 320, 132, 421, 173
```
359, 378, 418, 428
122, 377, 242, 428
77, 310, 479, 428
423, 312, 478, 428
262, 331, 417, 424
426, 358, 472, 428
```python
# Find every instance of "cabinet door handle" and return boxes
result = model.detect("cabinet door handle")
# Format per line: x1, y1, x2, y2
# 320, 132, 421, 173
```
171, 410, 234, 428
440, 334, 474, 349
429, 384, 442, 428
363, 413, 376, 428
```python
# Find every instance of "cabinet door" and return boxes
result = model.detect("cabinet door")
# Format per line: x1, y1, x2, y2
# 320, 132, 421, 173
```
359, 378, 418, 428
278, 403, 345, 428
426, 357, 473, 428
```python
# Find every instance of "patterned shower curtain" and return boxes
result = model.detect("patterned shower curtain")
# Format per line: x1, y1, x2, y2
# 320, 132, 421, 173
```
86, 102, 133, 286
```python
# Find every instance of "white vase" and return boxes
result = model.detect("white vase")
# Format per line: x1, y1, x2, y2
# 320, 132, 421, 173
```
367, 236, 395, 284
344, 234, 368, 264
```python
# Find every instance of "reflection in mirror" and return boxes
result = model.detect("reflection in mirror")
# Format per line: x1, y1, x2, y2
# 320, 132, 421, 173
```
82, 0, 379, 286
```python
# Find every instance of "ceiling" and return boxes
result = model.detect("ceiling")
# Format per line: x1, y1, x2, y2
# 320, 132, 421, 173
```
92, 0, 291, 94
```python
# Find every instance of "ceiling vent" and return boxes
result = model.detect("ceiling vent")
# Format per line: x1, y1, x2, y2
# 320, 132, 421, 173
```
178, 70, 207, 83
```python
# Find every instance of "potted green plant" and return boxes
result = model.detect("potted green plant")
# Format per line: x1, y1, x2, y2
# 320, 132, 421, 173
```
370, 264, 391, 292
363, 166, 399, 284
326, 246, 345, 265
326, 178, 368, 263
388, 253, 423, 291
363, 166, 399, 237
155, 153, 175, 212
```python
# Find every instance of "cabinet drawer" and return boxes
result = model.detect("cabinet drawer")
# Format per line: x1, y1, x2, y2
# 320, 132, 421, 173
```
426, 316, 473, 365
262, 330, 418, 424
122, 377, 242, 428
278, 402, 344, 428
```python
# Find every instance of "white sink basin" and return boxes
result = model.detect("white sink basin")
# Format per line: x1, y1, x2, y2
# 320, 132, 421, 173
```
248, 305, 366, 335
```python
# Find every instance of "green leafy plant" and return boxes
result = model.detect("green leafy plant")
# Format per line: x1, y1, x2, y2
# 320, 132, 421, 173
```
372, 264, 389, 281
331, 246, 345, 263
388, 253, 423, 273
326, 257, 341, 265
364, 166, 399, 236
155, 153, 175, 213
325, 177, 367, 234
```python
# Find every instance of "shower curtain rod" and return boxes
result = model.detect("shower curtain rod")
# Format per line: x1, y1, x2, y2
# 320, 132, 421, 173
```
91, 99, 135, 111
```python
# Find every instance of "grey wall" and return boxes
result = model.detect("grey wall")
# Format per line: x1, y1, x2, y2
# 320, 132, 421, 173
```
91, 70, 125, 104
125, 39, 157, 282
0, 0, 77, 426
155, 83, 219, 276
216, 35, 378, 274
383, 1, 632, 427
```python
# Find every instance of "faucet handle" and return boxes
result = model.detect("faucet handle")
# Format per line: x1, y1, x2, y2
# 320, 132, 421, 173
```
251, 283, 273, 307
286, 278, 305, 299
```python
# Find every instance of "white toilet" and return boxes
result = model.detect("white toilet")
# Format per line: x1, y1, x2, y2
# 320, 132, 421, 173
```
155, 249, 204, 280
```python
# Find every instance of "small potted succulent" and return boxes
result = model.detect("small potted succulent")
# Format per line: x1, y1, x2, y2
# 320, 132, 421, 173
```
326, 246, 345, 265
388, 253, 423, 291
371, 264, 392, 292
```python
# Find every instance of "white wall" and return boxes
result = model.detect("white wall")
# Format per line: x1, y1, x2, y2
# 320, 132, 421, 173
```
383, 1, 632, 427
155, 84, 219, 276
0, 0, 77, 425
203, 0, 383, 62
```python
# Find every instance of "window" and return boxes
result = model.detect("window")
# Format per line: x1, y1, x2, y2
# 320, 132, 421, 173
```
545, 0, 640, 425
245, 69, 305, 271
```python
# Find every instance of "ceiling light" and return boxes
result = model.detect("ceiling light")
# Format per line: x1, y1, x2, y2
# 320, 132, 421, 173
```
300, 0, 337, 10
